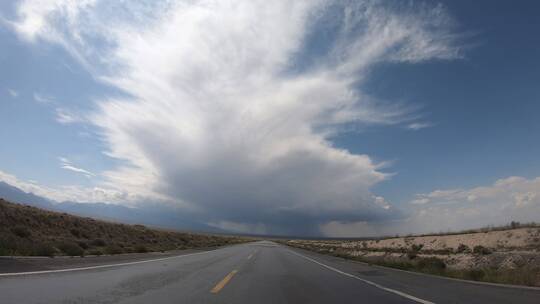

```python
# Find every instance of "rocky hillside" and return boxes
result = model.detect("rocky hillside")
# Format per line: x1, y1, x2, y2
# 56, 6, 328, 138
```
0, 198, 248, 256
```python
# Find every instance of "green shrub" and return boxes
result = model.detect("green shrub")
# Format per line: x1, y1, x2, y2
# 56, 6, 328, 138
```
77, 241, 89, 249
70, 229, 81, 237
417, 257, 446, 273
90, 239, 106, 247
461, 269, 486, 281
135, 245, 148, 253
89, 249, 103, 256
473, 245, 491, 255
456, 244, 470, 253
58, 242, 84, 256
11, 226, 31, 238
0, 238, 16, 255
411, 244, 424, 252
510, 221, 521, 229
407, 250, 418, 260
105, 244, 123, 255
407, 244, 424, 259
32, 243, 56, 257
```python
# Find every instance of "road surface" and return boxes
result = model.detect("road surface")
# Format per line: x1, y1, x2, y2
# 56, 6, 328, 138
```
1, 241, 539, 303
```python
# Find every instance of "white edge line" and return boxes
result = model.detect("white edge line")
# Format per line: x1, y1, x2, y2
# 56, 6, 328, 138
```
0, 250, 213, 277
288, 250, 435, 304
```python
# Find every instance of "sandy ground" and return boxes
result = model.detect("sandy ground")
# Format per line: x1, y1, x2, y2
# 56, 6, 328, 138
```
298, 227, 540, 251
347, 228, 540, 251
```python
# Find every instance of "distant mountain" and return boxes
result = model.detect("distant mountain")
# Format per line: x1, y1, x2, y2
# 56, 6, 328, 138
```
0, 181, 55, 210
0, 181, 219, 234
55, 201, 214, 233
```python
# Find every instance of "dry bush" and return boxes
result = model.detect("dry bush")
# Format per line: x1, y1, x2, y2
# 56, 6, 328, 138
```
0, 199, 249, 257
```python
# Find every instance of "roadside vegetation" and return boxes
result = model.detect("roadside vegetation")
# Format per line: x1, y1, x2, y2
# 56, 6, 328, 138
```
0, 198, 249, 257
283, 226, 540, 287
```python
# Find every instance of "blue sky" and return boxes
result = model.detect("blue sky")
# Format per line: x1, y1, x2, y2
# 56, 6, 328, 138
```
1, 0, 539, 236
336, 0, 540, 203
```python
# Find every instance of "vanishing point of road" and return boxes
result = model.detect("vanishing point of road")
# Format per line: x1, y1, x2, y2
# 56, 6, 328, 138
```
1, 241, 539, 303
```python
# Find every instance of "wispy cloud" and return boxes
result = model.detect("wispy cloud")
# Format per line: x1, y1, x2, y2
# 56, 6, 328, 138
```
33, 92, 54, 104
9, 0, 463, 235
55, 108, 83, 124
59, 157, 94, 178
407, 122, 432, 130
7, 89, 18, 98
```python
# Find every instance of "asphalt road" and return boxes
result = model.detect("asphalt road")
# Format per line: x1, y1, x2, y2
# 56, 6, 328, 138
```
1, 241, 539, 303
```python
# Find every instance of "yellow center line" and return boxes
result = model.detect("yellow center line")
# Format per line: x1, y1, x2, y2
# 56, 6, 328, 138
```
210, 270, 238, 294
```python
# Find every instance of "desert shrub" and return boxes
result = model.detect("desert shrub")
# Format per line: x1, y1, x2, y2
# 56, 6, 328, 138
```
58, 242, 84, 256
462, 269, 486, 281
32, 243, 56, 257
407, 250, 418, 260
11, 226, 31, 238
135, 245, 148, 253
89, 249, 103, 256
90, 239, 106, 247
452, 267, 540, 286
377, 260, 416, 271
0, 247, 11, 256
0, 199, 249, 257
417, 257, 446, 273
407, 244, 423, 259
456, 244, 471, 253
123, 247, 135, 253
0, 237, 17, 255
105, 244, 124, 255
473, 245, 491, 255
411, 244, 424, 252
70, 228, 81, 237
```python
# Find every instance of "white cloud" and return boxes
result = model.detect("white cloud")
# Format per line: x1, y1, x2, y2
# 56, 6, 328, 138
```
59, 157, 94, 177
7, 89, 18, 97
404, 176, 540, 231
410, 176, 540, 208
9, 0, 462, 234
0, 169, 132, 204
320, 176, 540, 237
34, 92, 54, 104
55, 107, 83, 124
407, 122, 432, 130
